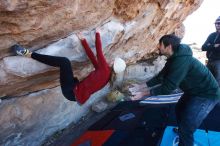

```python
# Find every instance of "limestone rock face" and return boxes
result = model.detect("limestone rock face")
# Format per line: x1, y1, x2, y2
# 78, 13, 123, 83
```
0, 0, 203, 145
0, 85, 111, 146
0, 0, 203, 98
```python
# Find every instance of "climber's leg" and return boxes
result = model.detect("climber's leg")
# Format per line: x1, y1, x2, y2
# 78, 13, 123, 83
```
12, 44, 78, 101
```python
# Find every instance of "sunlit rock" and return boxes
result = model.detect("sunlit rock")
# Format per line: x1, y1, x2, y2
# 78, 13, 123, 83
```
3, 56, 50, 77
0, 0, 203, 145
0, 84, 110, 146
124, 56, 166, 81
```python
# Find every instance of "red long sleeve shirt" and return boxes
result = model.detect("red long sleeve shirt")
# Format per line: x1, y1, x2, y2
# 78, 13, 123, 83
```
74, 32, 111, 104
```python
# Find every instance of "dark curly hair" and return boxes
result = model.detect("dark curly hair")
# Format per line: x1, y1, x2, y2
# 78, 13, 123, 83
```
159, 34, 181, 51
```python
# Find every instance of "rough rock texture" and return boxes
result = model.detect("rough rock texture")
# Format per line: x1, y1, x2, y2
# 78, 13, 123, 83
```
0, 57, 166, 146
0, 85, 111, 146
0, 0, 203, 145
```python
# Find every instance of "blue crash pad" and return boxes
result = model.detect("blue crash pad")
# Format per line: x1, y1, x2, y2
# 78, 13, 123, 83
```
160, 126, 212, 146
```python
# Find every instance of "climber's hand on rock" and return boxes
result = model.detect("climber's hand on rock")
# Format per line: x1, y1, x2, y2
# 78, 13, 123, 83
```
76, 32, 84, 40
95, 27, 101, 33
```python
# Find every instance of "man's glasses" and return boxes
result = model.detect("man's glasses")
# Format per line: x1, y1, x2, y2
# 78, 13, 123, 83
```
215, 22, 220, 25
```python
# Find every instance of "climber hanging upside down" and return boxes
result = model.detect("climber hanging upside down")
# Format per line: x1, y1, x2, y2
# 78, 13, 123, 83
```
11, 29, 111, 104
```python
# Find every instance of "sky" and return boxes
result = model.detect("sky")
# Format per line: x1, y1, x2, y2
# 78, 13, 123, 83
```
181, 0, 220, 46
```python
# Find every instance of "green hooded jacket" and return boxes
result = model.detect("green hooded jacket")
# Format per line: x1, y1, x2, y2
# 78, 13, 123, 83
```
147, 44, 220, 99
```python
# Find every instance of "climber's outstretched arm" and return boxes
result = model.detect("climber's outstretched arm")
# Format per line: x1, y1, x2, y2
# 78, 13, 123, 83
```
77, 32, 98, 68
95, 29, 106, 64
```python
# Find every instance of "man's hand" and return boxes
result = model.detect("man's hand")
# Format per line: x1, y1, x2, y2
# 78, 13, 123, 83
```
214, 44, 220, 48
129, 83, 150, 100
129, 83, 147, 93
207, 43, 211, 46
131, 90, 150, 101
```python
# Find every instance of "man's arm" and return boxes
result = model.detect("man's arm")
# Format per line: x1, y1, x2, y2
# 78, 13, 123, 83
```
150, 57, 190, 95
128, 62, 167, 100
146, 63, 167, 87
202, 33, 220, 51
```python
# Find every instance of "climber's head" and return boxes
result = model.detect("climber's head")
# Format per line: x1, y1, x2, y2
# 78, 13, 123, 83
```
113, 57, 126, 74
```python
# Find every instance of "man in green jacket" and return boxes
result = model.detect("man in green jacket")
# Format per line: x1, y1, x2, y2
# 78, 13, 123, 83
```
129, 34, 220, 146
